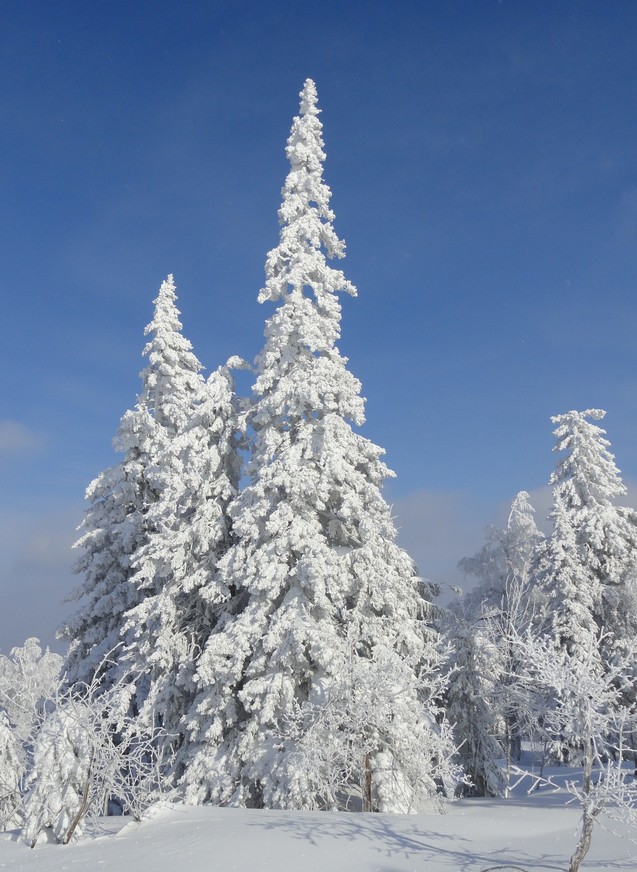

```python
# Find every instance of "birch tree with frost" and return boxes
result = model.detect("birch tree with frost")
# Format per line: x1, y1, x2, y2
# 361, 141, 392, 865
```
0, 638, 62, 747
0, 639, 63, 829
22, 676, 164, 847
514, 627, 637, 872
281, 644, 461, 812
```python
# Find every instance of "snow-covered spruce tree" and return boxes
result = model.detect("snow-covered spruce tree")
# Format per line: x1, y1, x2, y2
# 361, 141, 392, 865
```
460, 491, 543, 621
442, 616, 504, 798
455, 491, 544, 787
180, 79, 452, 812
119, 357, 242, 759
534, 410, 637, 665
60, 276, 212, 713
529, 410, 637, 764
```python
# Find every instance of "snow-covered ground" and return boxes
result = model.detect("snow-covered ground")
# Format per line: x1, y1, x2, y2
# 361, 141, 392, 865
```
1, 786, 635, 872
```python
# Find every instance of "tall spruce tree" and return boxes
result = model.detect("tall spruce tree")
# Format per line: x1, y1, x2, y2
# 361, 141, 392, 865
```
534, 410, 637, 663
60, 276, 222, 713
180, 79, 452, 811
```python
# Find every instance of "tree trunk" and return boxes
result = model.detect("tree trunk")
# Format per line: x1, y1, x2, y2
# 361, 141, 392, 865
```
504, 718, 512, 799
363, 752, 372, 812
63, 750, 94, 845
569, 806, 594, 872
569, 737, 594, 872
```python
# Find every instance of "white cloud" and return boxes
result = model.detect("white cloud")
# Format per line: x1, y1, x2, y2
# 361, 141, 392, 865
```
0, 505, 80, 654
391, 488, 499, 602
0, 420, 44, 460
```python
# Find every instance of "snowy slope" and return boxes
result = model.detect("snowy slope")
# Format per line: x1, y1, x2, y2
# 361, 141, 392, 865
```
1, 795, 635, 872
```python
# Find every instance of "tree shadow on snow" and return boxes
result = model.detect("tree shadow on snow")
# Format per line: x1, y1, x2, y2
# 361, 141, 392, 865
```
247, 811, 573, 872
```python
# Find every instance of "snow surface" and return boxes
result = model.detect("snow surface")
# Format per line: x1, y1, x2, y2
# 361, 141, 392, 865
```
1, 789, 635, 872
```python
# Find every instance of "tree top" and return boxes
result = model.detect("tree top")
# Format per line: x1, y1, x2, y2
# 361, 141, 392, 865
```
300, 79, 319, 115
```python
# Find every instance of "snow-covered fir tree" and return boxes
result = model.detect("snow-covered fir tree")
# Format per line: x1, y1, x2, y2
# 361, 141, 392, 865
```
60, 276, 223, 716
119, 357, 241, 757
455, 491, 545, 784
460, 490, 544, 623
444, 617, 504, 797
60, 404, 156, 694
180, 79, 453, 811
534, 410, 637, 664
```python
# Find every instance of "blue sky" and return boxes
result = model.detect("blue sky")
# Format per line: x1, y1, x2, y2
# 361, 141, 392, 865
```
2, 0, 637, 650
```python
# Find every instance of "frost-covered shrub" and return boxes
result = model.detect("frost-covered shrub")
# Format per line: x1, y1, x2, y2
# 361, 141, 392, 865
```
0, 638, 63, 831
23, 679, 165, 847
280, 646, 461, 812
0, 638, 62, 746
0, 711, 23, 830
